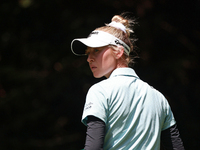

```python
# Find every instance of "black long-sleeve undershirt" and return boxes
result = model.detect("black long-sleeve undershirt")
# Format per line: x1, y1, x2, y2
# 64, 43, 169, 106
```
84, 116, 185, 150
84, 116, 105, 150
161, 124, 185, 150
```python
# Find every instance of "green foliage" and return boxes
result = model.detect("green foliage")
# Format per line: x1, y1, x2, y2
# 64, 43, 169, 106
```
0, 0, 199, 149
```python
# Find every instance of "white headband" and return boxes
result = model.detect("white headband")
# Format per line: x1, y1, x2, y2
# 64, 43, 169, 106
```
108, 21, 126, 33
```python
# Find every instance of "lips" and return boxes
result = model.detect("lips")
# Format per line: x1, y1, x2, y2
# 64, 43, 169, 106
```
90, 65, 97, 71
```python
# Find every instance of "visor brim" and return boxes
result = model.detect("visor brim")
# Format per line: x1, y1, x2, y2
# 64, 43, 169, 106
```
71, 38, 109, 56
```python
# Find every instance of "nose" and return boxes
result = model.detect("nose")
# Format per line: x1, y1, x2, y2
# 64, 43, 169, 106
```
87, 53, 94, 63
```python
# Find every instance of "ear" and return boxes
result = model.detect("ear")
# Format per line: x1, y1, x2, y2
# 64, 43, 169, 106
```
115, 45, 124, 59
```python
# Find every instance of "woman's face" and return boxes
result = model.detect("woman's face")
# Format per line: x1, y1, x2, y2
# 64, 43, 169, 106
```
86, 46, 117, 78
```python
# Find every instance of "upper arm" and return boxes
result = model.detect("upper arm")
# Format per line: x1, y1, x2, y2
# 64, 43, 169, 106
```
82, 85, 108, 126
161, 124, 185, 150
84, 116, 106, 150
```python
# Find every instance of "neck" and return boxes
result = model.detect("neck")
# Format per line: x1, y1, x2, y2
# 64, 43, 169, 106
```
117, 64, 128, 68
116, 58, 128, 68
105, 65, 128, 78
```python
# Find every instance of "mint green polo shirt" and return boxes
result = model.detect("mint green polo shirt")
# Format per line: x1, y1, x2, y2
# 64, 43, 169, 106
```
82, 68, 176, 150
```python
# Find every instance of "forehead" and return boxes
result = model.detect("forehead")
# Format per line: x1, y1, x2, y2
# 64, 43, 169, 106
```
86, 46, 107, 51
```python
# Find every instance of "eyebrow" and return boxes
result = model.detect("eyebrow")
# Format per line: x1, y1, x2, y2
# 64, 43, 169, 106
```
85, 49, 90, 55
85, 47, 93, 54
85, 46, 108, 55
85, 47, 97, 54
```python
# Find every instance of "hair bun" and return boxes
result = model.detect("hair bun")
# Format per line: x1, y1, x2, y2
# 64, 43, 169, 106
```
111, 15, 128, 27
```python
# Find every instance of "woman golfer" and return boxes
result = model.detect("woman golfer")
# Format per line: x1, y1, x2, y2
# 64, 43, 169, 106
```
71, 13, 185, 150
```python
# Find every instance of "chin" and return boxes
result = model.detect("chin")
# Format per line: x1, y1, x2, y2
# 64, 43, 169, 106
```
93, 74, 103, 78
93, 75, 102, 78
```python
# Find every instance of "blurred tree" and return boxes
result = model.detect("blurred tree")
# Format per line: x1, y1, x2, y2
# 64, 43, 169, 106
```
0, 0, 199, 149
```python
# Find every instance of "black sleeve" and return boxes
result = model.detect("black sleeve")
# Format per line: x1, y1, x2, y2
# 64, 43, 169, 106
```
161, 124, 185, 150
84, 116, 106, 150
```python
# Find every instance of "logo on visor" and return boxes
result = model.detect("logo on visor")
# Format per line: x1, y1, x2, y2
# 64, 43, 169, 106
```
115, 40, 129, 51
88, 31, 99, 37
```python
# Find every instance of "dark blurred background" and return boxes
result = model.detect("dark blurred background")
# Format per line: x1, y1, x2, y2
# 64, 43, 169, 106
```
0, 0, 199, 149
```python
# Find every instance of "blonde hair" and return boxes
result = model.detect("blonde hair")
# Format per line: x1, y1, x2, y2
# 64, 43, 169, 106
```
95, 12, 138, 67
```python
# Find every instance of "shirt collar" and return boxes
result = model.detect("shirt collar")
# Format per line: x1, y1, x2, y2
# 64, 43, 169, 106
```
109, 68, 139, 79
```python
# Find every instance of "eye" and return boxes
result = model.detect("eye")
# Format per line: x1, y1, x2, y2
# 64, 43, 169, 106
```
85, 49, 90, 55
94, 49, 99, 52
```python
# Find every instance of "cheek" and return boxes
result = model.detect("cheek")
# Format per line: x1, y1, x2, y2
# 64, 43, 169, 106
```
102, 51, 117, 68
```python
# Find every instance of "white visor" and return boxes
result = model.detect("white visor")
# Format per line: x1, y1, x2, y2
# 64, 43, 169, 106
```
71, 30, 130, 56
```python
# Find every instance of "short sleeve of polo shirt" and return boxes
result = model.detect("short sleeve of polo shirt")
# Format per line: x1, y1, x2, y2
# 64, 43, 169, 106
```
82, 84, 108, 126
161, 97, 176, 131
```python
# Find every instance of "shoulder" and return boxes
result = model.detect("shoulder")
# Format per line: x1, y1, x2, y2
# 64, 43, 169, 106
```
87, 78, 117, 98
87, 79, 108, 95
89, 78, 112, 90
